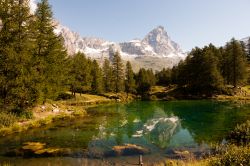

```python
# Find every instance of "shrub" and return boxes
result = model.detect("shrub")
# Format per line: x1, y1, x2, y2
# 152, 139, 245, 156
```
56, 92, 74, 101
210, 144, 250, 166
0, 111, 17, 128
227, 120, 250, 145
11, 108, 33, 119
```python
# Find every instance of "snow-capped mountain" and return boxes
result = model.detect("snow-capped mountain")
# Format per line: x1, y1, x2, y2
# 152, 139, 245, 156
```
241, 36, 250, 44
240, 36, 250, 54
55, 23, 187, 71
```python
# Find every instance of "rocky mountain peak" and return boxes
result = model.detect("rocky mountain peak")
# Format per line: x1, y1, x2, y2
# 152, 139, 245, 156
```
150, 26, 167, 36
55, 23, 187, 71
143, 26, 169, 45
142, 26, 181, 55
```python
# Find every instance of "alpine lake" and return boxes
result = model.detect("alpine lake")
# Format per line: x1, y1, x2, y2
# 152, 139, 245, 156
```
0, 100, 250, 165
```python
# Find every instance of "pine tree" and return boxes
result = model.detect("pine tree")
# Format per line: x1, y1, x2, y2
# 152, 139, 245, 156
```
156, 68, 172, 86
173, 45, 224, 95
68, 52, 92, 96
201, 48, 224, 92
102, 58, 113, 92
112, 52, 124, 93
125, 61, 136, 94
91, 60, 103, 94
136, 68, 155, 97
32, 0, 67, 102
248, 38, 250, 59
223, 38, 247, 87
0, 0, 37, 111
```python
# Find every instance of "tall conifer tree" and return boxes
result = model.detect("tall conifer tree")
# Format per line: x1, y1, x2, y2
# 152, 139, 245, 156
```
91, 60, 103, 94
125, 61, 136, 94
0, 0, 36, 110
102, 58, 113, 92
68, 52, 92, 96
32, 0, 67, 102
223, 39, 247, 87
112, 52, 124, 93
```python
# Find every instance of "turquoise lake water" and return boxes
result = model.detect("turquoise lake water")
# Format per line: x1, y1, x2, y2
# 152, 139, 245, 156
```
0, 100, 249, 165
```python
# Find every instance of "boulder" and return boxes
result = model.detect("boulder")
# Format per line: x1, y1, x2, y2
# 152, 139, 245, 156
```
107, 144, 150, 156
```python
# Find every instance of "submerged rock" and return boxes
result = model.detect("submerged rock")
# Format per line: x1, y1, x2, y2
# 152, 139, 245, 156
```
165, 146, 212, 160
5, 142, 73, 157
106, 144, 150, 157
22, 142, 46, 151
165, 148, 193, 160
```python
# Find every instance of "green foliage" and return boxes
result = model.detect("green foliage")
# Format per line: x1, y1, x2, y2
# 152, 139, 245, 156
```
0, 111, 17, 128
102, 58, 113, 92
0, 0, 38, 110
172, 41, 247, 96
31, 0, 67, 102
222, 38, 247, 87
136, 68, 156, 98
68, 53, 92, 95
11, 108, 33, 119
210, 121, 250, 166
0, 0, 69, 115
182, 45, 223, 94
210, 144, 250, 166
56, 92, 74, 101
111, 52, 125, 93
156, 68, 172, 86
125, 61, 136, 94
91, 60, 103, 94
227, 120, 250, 146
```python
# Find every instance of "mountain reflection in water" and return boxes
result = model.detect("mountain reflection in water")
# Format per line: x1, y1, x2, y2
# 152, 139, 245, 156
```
0, 100, 250, 162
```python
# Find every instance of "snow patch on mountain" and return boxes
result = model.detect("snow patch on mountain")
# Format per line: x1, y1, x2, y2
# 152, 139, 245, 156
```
241, 36, 250, 42
55, 23, 187, 71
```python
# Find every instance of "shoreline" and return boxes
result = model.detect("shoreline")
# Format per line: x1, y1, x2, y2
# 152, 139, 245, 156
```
0, 93, 119, 137
147, 85, 250, 103
2, 89, 250, 137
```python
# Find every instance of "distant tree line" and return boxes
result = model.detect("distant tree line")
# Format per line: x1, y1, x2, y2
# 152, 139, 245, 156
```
68, 51, 156, 99
156, 40, 249, 96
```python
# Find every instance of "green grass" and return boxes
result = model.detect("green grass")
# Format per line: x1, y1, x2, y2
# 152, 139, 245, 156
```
209, 144, 250, 166
0, 112, 17, 128
0, 92, 115, 137
153, 159, 210, 166
57, 93, 114, 106
153, 145, 250, 166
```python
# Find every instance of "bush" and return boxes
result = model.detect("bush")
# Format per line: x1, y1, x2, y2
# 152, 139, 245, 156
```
11, 108, 33, 119
56, 92, 74, 100
210, 144, 250, 166
227, 120, 250, 145
0, 111, 17, 128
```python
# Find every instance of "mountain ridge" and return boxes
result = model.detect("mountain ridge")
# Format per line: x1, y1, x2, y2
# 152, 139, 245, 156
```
55, 23, 187, 71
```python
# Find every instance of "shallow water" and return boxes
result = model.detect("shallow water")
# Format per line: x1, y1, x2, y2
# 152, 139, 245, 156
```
0, 100, 250, 165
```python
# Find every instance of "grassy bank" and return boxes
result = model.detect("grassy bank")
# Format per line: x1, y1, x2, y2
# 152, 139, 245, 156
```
214, 85, 250, 101
153, 144, 250, 166
148, 85, 250, 102
0, 92, 129, 137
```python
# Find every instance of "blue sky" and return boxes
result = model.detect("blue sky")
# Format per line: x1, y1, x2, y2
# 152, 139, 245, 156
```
47, 0, 250, 51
